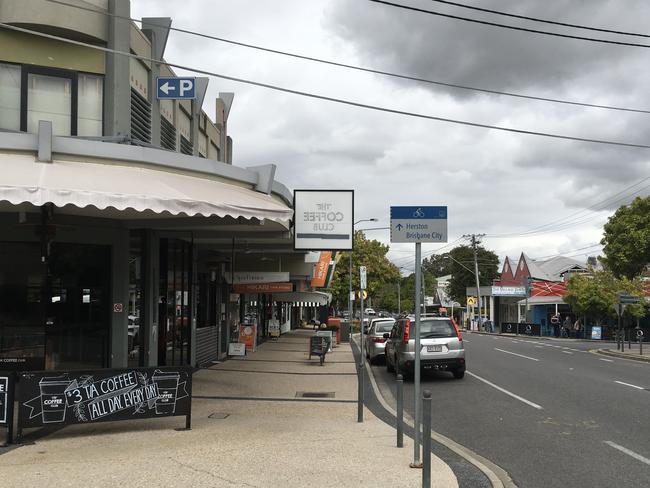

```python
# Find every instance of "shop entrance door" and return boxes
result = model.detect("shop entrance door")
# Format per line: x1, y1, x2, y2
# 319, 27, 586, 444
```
45, 243, 111, 370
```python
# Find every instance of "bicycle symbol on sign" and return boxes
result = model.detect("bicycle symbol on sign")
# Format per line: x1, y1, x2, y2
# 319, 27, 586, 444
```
413, 208, 425, 218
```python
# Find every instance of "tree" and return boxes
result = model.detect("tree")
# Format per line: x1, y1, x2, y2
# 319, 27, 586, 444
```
446, 245, 500, 304
329, 231, 400, 307
422, 253, 453, 277
600, 196, 650, 279
563, 270, 645, 325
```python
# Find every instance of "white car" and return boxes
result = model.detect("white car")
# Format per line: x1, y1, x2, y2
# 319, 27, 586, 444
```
365, 308, 376, 316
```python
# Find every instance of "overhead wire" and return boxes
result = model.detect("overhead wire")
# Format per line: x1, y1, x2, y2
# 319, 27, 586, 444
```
3, 22, 650, 151
369, 0, 650, 49
42, 0, 650, 115
427, 0, 650, 39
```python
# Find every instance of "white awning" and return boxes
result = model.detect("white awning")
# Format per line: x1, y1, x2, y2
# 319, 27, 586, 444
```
518, 296, 566, 306
0, 153, 293, 222
271, 291, 332, 305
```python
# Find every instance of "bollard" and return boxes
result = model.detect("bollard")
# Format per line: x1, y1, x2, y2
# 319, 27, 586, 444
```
396, 374, 404, 448
422, 389, 432, 488
357, 361, 364, 423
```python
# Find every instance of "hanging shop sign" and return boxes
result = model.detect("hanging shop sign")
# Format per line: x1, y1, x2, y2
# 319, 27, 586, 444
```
225, 272, 290, 284
491, 286, 527, 297
311, 251, 332, 288
294, 190, 354, 251
233, 283, 293, 293
0, 376, 9, 424
16, 367, 192, 433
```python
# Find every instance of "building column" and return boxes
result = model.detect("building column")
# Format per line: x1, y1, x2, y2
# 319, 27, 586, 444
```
105, 0, 131, 138
490, 296, 495, 324
142, 230, 160, 367
110, 227, 130, 368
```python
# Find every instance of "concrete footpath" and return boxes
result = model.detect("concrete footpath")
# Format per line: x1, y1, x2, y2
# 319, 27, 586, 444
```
0, 329, 457, 488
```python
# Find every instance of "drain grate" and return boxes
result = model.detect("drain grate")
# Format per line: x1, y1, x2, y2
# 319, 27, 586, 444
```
295, 391, 335, 399
208, 412, 230, 419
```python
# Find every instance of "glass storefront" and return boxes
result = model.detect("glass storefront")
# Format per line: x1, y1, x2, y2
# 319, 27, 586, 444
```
0, 242, 110, 371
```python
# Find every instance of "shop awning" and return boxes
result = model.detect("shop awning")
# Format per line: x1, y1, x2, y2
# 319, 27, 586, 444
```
271, 291, 332, 305
0, 153, 293, 222
518, 296, 566, 306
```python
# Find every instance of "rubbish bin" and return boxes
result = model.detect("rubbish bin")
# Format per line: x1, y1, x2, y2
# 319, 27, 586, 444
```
340, 320, 350, 342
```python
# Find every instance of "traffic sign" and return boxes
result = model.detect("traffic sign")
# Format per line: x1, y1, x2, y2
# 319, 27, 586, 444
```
466, 296, 477, 306
156, 77, 196, 99
390, 206, 447, 243
356, 290, 368, 300
619, 293, 640, 304
360, 266, 367, 290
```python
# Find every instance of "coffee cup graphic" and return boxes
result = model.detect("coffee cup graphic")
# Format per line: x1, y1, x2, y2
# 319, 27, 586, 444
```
39, 376, 71, 423
152, 371, 180, 415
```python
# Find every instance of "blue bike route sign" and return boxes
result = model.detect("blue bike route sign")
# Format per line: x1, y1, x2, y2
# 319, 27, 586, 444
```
390, 206, 448, 243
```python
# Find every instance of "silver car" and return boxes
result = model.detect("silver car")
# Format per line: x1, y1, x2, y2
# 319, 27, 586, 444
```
384, 316, 465, 379
364, 318, 396, 363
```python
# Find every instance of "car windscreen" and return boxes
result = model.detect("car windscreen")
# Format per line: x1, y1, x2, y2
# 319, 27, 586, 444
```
374, 322, 394, 333
419, 319, 456, 338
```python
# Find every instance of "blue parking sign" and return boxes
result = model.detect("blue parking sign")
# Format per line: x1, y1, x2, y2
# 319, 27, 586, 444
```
156, 77, 196, 100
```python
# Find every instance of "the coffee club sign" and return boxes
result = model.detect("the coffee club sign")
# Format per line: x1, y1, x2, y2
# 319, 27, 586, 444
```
17, 367, 192, 433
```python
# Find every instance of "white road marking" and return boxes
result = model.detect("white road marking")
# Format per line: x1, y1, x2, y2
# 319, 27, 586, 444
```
535, 346, 544, 348
569, 348, 582, 352
511, 340, 520, 343
604, 441, 650, 467
599, 358, 614, 363
562, 351, 573, 355
494, 348, 540, 361
463, 339, 470, 343
467, 371, 543, 410
614, 380, 645, 390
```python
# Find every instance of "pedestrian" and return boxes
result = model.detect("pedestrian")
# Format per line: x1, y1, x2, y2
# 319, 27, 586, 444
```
573, 318, 582, 339
562, 316, 572, 338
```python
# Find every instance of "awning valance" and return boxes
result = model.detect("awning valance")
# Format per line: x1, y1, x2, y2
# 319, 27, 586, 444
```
0, 154, 293, 222
271, 291, 332, 305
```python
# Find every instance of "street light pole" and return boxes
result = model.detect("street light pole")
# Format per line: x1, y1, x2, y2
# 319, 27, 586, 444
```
349, 218, 378, 331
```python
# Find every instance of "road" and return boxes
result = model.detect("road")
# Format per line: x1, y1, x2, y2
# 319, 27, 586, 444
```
369, 332, 650, 488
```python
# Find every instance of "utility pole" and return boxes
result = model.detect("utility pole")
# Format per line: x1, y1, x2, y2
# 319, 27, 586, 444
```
463, 234, 485, 330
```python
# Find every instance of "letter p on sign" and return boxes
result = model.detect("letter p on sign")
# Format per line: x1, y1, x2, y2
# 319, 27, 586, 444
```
180, 79, 193, 97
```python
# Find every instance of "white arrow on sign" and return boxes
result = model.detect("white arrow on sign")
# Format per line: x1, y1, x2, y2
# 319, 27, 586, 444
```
159, 82, 176, 95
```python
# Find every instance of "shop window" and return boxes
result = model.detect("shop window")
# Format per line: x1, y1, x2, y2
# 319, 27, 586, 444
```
26, 72, 73, 136
0, 63, 21, 131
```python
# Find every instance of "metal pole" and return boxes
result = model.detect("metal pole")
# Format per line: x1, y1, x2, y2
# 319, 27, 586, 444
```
412, 242, 422, 467
358, 292, 365, 423
471, 235, 482, 332
617, 309, 622, 351
627, 319, 631, 350
348, 252, 353, 344
398, 281, 401, 315
396, 373, 404, 448
422, 389, 432, 488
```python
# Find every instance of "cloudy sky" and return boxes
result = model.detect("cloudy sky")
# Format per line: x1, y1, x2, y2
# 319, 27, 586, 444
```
132, 0, 650, 272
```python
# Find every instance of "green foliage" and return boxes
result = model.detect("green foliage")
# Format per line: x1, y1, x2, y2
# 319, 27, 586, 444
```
447, 245, 500, 304
563, 270, 646, 324
329, 231, 400, 306
422, 253, 453, 277
600, 196, 650, 279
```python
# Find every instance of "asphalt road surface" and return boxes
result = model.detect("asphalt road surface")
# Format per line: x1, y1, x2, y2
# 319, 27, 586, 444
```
370, 332, 650, 488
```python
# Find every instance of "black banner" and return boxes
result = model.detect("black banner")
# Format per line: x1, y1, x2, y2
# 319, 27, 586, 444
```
501, 322, 541, 336
17, 367, 192, 429
0, 357, 45, 372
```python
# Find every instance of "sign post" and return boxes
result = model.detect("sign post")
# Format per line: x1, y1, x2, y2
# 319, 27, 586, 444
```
390, 206, 447, 469
358, 265, 367, 423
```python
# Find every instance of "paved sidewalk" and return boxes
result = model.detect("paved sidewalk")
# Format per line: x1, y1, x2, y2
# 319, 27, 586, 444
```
0, 329, 457, 488
596, 345, 650, 363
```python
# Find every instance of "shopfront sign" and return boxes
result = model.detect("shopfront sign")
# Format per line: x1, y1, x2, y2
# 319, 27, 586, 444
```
491, 286, 527, 297
233, 283, 293, 293
16, 367, 192, 432
0, 356, 45, 372
591, 326, 602, 340
311, 251, 332, 288
228, 343, 246, 356
294, 190, 354, 250
226, 272, 290, 284
239, 324, 257, 352
390, 206, 448, 243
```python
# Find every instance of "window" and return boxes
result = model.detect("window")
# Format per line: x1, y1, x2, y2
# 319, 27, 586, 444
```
77, 73, 103, 136
0, 63, 20, 130
27, 72, 73, 136
4, 64, 104, 136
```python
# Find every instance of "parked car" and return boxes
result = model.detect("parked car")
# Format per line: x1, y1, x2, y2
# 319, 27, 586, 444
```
384, 316, 465, 379
364, 317, 396, 363
365, 308, 376, 316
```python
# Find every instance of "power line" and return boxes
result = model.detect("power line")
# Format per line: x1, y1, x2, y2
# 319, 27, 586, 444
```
530, 243, 602, 260
42, 0, 650, 115
427, 0, 650, 39
3, 22, 650, 151
486, 178, 650, 238
370, 0, 650, 49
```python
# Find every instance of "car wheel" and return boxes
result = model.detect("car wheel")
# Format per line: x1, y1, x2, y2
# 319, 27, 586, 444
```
452, 369, 465, 379
386, 354, 395, 373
